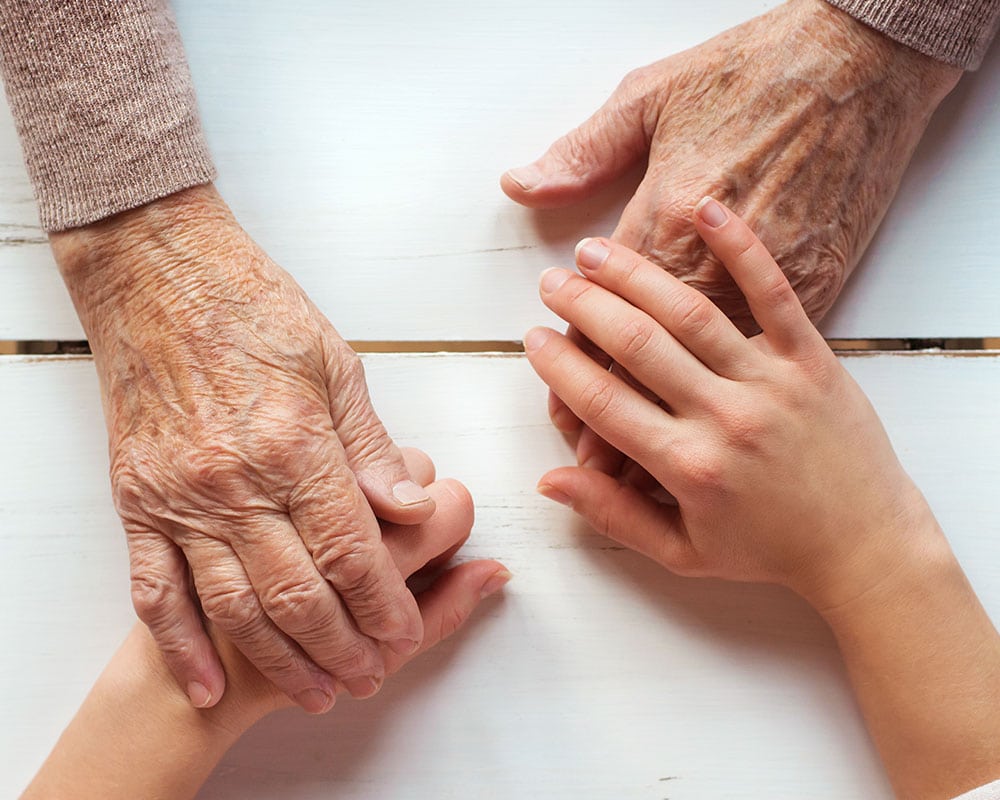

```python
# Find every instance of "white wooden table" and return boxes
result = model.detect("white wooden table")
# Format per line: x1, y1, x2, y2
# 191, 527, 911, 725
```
2, 2, 999, 797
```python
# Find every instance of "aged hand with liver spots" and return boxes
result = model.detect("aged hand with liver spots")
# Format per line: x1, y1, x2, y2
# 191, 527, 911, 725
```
50, 184, 438, 714
502, 0, 961, 473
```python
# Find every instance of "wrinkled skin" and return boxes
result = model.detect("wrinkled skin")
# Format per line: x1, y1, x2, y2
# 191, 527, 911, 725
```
51, 185, 441, 713
502, 0, 962, 469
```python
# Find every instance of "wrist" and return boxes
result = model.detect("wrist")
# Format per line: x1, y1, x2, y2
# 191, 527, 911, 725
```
49, 184, 237, 339
790, 488, 954, 619
810, 513, 960, 630
795, 0, 961, 104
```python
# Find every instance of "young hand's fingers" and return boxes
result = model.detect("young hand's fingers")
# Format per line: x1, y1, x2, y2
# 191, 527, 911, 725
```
536, 467, 694, 573
538, 267, 717, 412
548, 325, 611, 435
575, 423, 627, 474
398, 447, 436, 488
692, 198, 817, 352
573, 237, 757, 378
524, 326, 675, 473
385, 560, 510, 675
381, 479, 475, 578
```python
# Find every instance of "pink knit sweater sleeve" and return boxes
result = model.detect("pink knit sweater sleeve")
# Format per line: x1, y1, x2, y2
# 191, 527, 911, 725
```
0, 0, 215, 231
825, 0, 1000, 69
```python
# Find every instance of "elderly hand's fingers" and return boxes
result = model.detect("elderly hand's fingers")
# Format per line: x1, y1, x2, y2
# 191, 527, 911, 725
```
383, 560, 510, 676
127, 531, 226, 708
537, 467, 694, 573
501, 70, 657, 208
185, 539, 340, 714
288, 442, 423, 659
399, 447, 436, 488
228, 514, 389, 700
523, 326, 676, 477
326, 343, 436, 526
574, 237, 759, 378
693, 198, 818, 353
538, 268, 719, 414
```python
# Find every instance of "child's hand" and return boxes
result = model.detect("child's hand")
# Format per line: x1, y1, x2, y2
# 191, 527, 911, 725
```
524, 198, 946, 612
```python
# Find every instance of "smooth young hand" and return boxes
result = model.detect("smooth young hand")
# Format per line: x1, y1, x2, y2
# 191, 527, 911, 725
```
524, 198, 945, 611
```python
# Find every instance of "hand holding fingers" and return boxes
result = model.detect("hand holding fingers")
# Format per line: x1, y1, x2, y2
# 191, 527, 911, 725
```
287, 449, 423, 661
195, 479, 507, 718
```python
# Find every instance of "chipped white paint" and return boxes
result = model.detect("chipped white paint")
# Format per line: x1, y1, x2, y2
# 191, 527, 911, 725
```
2, 353, 998, 798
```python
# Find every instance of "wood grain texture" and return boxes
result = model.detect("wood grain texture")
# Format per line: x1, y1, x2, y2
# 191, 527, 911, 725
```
1, 0, 999, 341
1, 353, 998, 798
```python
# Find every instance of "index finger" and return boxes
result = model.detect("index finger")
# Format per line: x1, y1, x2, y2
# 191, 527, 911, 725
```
692, 197, 817, 353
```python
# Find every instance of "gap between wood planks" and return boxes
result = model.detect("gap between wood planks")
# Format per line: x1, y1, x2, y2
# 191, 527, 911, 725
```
2, 338, 1000, 356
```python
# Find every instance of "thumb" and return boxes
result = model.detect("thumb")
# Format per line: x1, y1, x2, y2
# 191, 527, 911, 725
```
328, 350, 436, 525
501, 69, 656, 209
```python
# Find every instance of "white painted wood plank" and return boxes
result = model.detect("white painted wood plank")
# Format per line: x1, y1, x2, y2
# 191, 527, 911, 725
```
2, 353, 999, 797
2, 1, 999, 341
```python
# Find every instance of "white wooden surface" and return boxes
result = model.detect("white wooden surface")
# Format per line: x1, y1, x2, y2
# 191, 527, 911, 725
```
3, 2, 1000, 798
2, 353, 1000, 798
1, 0, 1000, 340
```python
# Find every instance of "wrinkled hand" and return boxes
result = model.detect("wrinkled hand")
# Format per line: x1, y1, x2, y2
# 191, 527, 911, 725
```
524, 199, 945, 611
503, 0, 961, 468
51, 185, 441, 713
195, 449, 509, 725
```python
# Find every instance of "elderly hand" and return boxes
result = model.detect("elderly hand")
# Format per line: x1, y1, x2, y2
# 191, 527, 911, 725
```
216, 449, 509, 723
50, 184, 440, 713
503, 0, 961, 467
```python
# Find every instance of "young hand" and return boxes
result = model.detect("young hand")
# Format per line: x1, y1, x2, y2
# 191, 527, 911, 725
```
524, 198, 946, 611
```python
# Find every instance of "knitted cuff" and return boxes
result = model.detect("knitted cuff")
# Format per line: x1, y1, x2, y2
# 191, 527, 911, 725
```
0, 0, 216, 231
824, 0, 1000, 70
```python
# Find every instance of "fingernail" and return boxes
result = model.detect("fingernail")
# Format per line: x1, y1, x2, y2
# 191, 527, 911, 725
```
392, 480, 431, 506
696, 196, 728, 228
187, 681, 212, 708
295, 687, 336, 714
537, 483, 572, 507
539, 268, 571, 294
506, 164, 543, 191
480, 569, 513, 599
522, 327, 551, 353
388, 637, 421, 656
343, 675, 382, 699
576, 238, 610, 270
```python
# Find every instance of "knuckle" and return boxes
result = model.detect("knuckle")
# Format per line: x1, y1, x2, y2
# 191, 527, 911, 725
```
616, 317, 658, 363
313, 532, 379, 592
577, 374, 617, 424
200, 584, 262, 636
261, 578, 330, 628
675, 447, 728, 496
130, 571, 175, 624
791, 250, 847, 322
670, 293, 716, 340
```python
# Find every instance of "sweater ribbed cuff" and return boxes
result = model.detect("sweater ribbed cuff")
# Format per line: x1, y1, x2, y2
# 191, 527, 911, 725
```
825, 0, 1000, 70
0, 0, 216, 231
